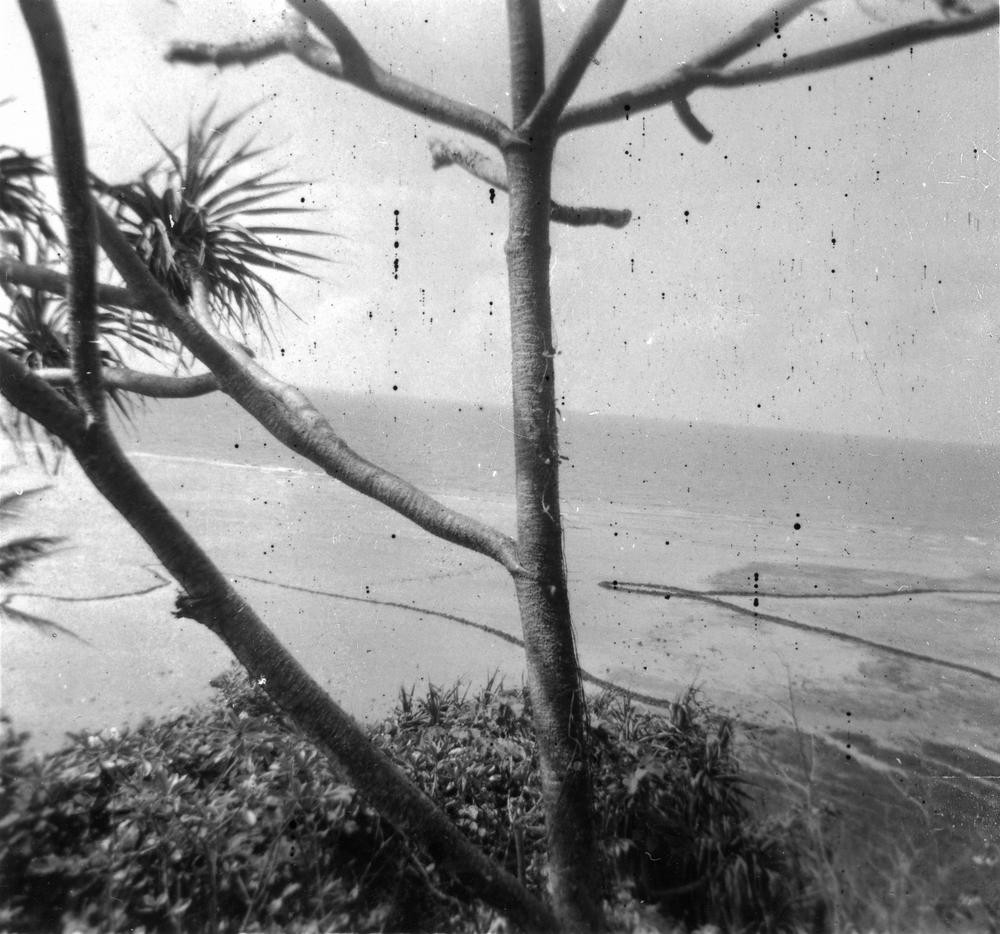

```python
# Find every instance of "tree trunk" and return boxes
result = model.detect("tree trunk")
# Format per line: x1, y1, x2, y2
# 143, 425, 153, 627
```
503, 65, 605, 933
0, 356, 554, 932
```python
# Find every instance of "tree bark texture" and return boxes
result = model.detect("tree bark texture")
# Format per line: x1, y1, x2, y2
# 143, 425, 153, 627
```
504, 6, 604, 921
504, 140, 604, 932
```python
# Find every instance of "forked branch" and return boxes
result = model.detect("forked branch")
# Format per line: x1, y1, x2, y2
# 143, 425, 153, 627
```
691, 5, 999, 89
167, 1, 512, 149
429, 138, 631, 229
94, 205, 524, 577
558, 0, 997, 139
560, 0, 822, 137
521, 0, 628, 136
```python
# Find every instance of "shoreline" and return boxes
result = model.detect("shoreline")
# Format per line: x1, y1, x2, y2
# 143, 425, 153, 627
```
3, 444, 998, 783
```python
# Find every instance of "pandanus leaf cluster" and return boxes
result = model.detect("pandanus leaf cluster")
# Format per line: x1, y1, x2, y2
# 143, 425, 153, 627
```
92, 105, 325, 345
0, 145, 58, 251
2, 106, 321, 456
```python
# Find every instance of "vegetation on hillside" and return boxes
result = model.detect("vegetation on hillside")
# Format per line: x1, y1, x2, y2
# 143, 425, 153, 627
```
0, 672, 816, 933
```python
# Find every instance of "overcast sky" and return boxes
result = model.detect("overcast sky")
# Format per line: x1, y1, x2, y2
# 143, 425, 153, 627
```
2, 1, 997, 443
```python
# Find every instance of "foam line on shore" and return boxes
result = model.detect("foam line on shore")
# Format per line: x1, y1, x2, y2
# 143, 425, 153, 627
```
128, 450, 317, 477
11, 566, 173, 603
234, 573, 684, 711
600, 580, 1000, 685
605, 580, 1000, 601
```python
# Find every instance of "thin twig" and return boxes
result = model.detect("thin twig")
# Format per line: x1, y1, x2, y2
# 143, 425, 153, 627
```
521, 0, 628, 136
429, 139, 631, 229
695, 0, 823, 70
167, 2, 512, 150
559, 0, 822, 137
559, 1, 997, 139
34, 367, 219, 398
671, 98, 712, 144
692, 6, 999, 89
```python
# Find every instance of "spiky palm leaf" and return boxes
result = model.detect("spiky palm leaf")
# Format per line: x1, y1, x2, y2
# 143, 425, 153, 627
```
93, 105, 325, 345
0, 484, 49, 518
1, 220, 174, 461
0, 484, 80, 640
0, 146, 59, 248
0, 129, 168, 459
1, 281, 168, 413
0, 534, 65, 583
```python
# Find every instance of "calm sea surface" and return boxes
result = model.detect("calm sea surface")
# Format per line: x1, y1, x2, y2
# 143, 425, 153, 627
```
7, 390, 999, 750
123, 389, 1000, 547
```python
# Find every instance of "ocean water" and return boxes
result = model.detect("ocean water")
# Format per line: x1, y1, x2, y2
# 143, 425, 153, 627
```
118, 387, 1000, 662
6, 389, 999, 752
121, 388, 1000, 575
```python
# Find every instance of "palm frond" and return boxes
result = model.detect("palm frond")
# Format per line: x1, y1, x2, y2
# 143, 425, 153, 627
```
0, 602, 88, 644
0, 535, 65, 582
0, 485, 50, 517
0, 479, 79, 639
0, 408, 65, 473
94, 107, 326, 346
0, 146, 60, 245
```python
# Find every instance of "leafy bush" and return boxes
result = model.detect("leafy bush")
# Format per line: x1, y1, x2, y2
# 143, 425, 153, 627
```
589, 691, 805, 932
375, 678, 809, 932
0, 672, 813, 932
0, 695, 469, 933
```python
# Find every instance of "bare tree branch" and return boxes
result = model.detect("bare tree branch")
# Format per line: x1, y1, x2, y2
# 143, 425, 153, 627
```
661, 0, 826, 142
429, 138, 632, 229
560, 0, 821, 136
0, 256, 139, 309
690, 5, 999, 89
0, 348, 555, 932
558, 1, 997, 139
165, 16, 304, 68
93, 204, 525, 577
19, 0, 104, 422
521, 0, 628, 137
694, 0, 822, 69
287, 0, 371, 76
507, 0, 548, 128
34, 367, 219, 398
671, 97, 713, 144
167, 2, 513, 150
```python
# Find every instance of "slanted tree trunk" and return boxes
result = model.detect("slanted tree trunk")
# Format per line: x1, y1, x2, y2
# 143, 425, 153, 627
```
0, 353, 555, 933
9, 2, 554, 927
503, 3, 604, 927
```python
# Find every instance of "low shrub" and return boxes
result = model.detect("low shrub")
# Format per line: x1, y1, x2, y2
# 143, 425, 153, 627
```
375, 678, 809, 931
590, 690, 806, 932
0, 671, 813, 932
0, 694, 467, 933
